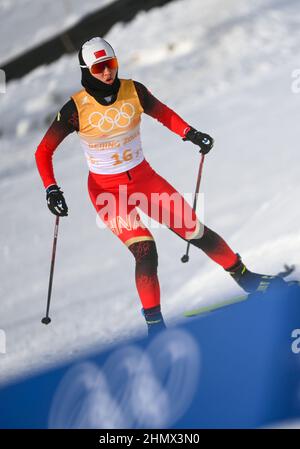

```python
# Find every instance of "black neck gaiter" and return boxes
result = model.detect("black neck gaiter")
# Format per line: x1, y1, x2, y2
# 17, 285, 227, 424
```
78, 49, 121, 105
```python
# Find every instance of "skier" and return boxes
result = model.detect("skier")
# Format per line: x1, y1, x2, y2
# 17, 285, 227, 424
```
35, 37, 285, 335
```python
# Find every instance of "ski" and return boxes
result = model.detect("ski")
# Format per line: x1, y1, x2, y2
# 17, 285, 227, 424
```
184, 293, 248, 317
184, 264, 298, 318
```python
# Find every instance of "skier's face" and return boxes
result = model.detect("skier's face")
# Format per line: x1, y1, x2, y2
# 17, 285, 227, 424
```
90, 63, 118, 84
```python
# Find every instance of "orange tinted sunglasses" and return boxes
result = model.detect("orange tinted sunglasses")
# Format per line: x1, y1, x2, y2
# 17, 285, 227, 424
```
90, 58, 118, 74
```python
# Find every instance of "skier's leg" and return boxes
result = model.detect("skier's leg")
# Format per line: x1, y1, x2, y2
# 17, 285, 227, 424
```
88, 173, 165, 334
138, 171, 238, 268
138, 170, 286, 293
183, 227, 285, 291
127, 239, 160, 309
128, 239, 166, 335
188, 225, 238, 269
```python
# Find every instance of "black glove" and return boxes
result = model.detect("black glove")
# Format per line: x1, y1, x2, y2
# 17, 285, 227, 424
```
183, 127, 214, 154
46, 185, 68, 217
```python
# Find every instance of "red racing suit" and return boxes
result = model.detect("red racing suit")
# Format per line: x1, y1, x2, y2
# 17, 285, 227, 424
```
35, 79, 238, 309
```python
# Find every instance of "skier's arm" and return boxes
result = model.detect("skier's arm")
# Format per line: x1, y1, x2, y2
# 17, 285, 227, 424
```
134, 81, 214, 153
134, 80, 190, 137
35, 99, 79, 189
35, 99, 78, 216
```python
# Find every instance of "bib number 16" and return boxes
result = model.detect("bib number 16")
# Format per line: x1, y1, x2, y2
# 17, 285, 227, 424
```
112, 149, 140, 166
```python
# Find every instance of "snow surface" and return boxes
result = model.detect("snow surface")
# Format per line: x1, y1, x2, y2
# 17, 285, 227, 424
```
0, 0, 114, 63
1, 0, 300, 384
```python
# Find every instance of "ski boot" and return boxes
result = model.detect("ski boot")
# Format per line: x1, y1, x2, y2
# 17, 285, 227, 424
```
142, 305, 166, 337
226, 254, 286, 294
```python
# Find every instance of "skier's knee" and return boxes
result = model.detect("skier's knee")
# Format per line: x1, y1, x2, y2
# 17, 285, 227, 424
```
185, 221, 205, 241
128, 239, 158, 273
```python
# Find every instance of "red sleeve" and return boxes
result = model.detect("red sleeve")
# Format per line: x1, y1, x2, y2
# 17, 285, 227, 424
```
35, 100, 78, 188
134, 81, 190, 138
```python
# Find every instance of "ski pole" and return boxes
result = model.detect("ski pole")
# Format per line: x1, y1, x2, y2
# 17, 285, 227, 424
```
41, 215, 60, 325
181, 153, 205, 263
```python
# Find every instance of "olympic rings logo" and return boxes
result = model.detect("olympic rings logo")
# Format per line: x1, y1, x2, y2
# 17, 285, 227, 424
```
88, 103, 136, 132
